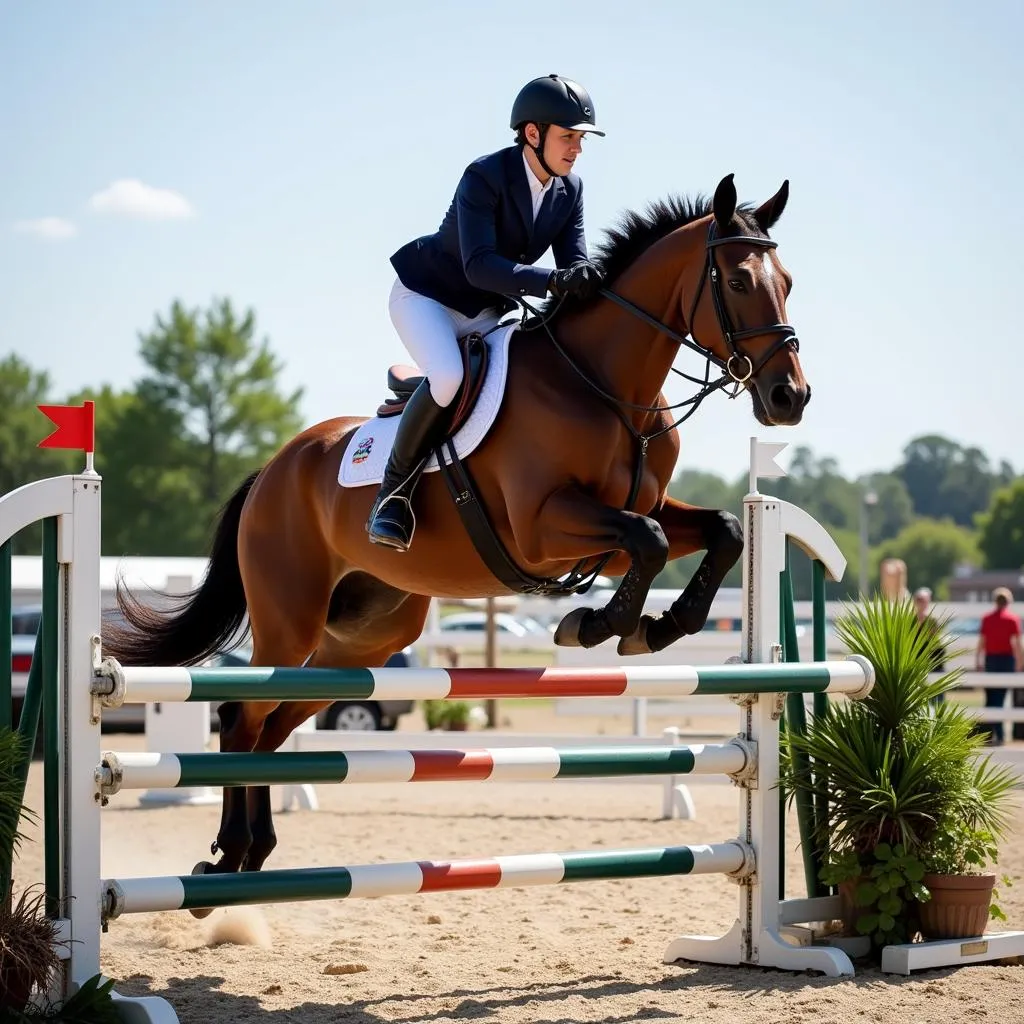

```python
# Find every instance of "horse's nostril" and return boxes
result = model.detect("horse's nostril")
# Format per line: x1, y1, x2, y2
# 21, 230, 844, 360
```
769, 383, 797, 414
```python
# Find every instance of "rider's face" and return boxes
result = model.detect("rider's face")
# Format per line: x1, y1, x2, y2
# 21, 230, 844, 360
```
524, 124, 586, 179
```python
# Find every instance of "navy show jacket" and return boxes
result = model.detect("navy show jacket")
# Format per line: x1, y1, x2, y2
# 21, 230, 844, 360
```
390, 145, 589, 318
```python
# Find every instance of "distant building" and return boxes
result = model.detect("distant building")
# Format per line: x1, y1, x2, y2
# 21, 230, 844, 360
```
947, 567, 1024, 603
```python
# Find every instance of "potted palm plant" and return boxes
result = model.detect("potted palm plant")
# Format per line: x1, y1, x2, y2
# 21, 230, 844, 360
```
0, 727, 63, 1015
1, 726, 122, 1020
780, 597, 1018, 953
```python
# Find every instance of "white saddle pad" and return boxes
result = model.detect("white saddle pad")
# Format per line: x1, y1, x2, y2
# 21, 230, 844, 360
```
338, 322, 516, 488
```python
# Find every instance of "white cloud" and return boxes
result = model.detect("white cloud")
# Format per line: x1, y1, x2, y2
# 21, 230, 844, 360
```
87, 178, 195, 220
12, 217, 78, 240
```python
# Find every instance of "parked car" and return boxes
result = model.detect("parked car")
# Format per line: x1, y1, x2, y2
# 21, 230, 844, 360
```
439, 611, 552, 637
199, 644, 416, 732
313, 646, 417, 731
9, 632, 36, 725
8, 598, 415, 735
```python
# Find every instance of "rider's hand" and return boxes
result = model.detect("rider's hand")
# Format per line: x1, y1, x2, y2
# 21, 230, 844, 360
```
548, 262, 603, 300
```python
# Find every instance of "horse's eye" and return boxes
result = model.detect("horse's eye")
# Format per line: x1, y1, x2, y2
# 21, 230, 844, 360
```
728, 279, 746, 293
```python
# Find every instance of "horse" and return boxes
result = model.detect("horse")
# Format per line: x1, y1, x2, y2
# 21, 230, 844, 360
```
105, 173, 809, 897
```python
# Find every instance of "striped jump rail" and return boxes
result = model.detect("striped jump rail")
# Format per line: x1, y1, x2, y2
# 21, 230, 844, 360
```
98, 740, 753, 796
93, 657, 874, 705
101, 841, 752, 920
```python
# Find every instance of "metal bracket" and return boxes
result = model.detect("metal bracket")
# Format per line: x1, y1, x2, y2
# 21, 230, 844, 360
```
724, 839, 757, 883
95, 752, 122, 804
101, 879, 125, 925
727, 737, 758, 786
845, 653, 876, 700
91, 648, 126, 713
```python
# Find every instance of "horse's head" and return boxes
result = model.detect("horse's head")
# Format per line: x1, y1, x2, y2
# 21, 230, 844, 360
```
689, 174, 809, 426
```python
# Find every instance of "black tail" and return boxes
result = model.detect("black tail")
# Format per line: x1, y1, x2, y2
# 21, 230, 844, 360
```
103, 472, 260, 667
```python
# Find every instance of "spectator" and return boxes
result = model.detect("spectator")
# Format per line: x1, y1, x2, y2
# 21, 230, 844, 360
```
976, 587, 1023, 745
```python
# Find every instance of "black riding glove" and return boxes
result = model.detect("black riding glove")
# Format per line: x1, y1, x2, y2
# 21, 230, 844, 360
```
548, 262, 602, 300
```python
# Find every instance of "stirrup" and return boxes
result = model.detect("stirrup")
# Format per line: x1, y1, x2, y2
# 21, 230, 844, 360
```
367, 492, 417, 550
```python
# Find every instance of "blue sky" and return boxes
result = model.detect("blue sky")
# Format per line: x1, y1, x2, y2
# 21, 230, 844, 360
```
2, 0, 1021, 482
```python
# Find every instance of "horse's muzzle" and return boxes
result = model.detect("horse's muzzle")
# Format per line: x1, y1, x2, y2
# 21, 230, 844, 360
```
756, 379, 810, 426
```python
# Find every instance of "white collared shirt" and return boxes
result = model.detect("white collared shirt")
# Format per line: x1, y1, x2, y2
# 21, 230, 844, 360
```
522, 150, 554, 221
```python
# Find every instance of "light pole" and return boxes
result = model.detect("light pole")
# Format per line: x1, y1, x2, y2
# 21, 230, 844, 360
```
859, 489, 878, 598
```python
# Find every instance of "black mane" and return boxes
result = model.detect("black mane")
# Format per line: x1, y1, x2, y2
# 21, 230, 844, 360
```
538, 194, 760, 317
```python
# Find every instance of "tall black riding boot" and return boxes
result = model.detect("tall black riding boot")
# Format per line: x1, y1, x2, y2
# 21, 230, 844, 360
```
366, 380, 454, 551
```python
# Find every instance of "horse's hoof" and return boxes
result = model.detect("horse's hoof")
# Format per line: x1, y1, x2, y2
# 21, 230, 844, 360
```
188, 860, 218, 919
617, 618, 652, 657
553, 607, 589, 647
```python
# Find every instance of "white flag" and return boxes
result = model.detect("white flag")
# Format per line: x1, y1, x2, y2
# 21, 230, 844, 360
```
749, 438, 788, 493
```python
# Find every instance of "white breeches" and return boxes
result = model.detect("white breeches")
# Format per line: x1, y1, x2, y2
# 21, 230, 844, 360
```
388, 277, 503, 408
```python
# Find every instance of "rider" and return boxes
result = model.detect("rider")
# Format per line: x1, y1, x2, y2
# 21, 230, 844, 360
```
366, 73, 606, 552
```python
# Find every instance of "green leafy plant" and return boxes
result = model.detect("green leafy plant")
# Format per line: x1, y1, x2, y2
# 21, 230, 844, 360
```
780, 596, 1020, 953
1, 727, 36, 897
1, 885, 67, 1010
423, 699, 472, 730
9, 971, 123, 1022
821, 842, 928, 946
1, 728, 120, 1019
922, 818, 1013, 924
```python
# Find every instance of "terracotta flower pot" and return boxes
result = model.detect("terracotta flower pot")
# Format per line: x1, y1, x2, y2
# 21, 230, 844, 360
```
838, 876, 868, 936
918, 873, 995, 941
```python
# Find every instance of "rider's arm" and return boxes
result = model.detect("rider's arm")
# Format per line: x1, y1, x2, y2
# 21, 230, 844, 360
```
456, 168, 553, 298
551, 179, 589, 269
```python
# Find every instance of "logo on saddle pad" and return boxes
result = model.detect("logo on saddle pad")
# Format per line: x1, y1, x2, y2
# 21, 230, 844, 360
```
352, 436, 374, 464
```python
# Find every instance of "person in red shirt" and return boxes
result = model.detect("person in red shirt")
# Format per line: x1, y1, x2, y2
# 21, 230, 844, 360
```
975, 587, 1023, 745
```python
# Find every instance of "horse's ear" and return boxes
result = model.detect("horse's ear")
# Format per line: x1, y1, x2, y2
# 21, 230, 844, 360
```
713, 174, 737, 231
754, 180, 790, 233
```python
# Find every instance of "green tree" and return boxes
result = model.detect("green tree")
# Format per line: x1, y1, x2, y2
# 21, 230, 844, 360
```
938, 445, 1004, 527
976, 478, 1024, 570
657, 470, 746, 592
133, 297, 305, 550
874, 518, 979, 595
68, 385, 203, 555
861, 472, 914, 545
895, 435, 1011, 527
766, 447, 861, 533
668, 469, 745, 514
0, 355, 76, 553
895, 435, 962, 520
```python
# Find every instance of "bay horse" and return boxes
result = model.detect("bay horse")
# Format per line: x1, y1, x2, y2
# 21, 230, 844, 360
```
105, 173, 809, 895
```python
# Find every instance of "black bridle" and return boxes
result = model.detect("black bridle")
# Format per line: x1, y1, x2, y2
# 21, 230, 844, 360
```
520, 220, 799, 443
510, 220, 801, 594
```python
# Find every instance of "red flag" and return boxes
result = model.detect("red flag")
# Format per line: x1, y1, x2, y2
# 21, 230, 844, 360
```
37, 401, 95, 452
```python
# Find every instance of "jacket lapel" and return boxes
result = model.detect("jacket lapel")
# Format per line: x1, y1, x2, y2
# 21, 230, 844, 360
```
505, 147, 535, 240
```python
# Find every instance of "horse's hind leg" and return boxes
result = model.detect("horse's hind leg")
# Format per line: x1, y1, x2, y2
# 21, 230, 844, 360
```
189, 566, 337, 913
240, 590, 432, 874
187, 698, 282, 918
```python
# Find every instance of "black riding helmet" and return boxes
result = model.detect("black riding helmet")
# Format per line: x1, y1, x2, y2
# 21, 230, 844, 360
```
510, 74, 604, 178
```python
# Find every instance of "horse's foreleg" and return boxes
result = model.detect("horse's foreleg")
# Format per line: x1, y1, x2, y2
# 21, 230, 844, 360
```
619, 501, 743, 655
528, 487, 668, 649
